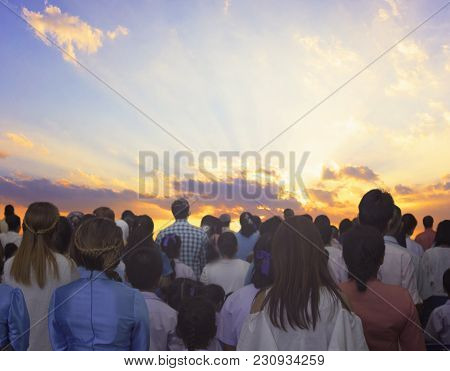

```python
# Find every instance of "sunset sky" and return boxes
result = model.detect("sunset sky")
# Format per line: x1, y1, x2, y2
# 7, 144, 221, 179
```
0, 0, 449, 232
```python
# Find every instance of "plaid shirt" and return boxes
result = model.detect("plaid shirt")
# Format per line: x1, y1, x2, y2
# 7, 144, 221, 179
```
155, 219, 208, 279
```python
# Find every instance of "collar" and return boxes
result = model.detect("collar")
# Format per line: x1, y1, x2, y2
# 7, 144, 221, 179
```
141, 291, 162, 301
384, 235, 399, 245
78, 267, 110, 280
174, 219, 188, 224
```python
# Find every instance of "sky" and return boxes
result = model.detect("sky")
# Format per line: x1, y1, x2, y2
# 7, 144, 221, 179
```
0, 0, 449, 232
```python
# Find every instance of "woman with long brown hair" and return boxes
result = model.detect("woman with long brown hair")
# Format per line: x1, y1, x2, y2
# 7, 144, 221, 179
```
48, 217, 149, 350
237, 216, 367, 350
3, 202, 79, 350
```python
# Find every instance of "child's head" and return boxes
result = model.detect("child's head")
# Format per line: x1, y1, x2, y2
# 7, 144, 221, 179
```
443, 268, 450, 296
218, 232, 238, 259
176, 297, 217, 351
125, 248, 162, 291
160, 233, 181, 259
166, 278, 203, 311
197, 284, 225, 312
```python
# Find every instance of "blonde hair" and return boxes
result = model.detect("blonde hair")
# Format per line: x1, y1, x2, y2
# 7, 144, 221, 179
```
10, 202, 60, 288
73, 217, 123, 281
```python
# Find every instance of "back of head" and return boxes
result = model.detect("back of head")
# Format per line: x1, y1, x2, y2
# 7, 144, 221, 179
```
67, 211, 84, 230
52, 216, 73, 255
126, 215, 155, 254
166, 278, 203, 311
443, 268, 450, 295
300, 214, 313, 222
401, 214, 417, 236
252, 231, 275, 289
161, 233, 181, 281
73, 217, 123, 281
5, 214, 21, 232
358, 189, 394, 233
121, 210, 136, 230
259, 216, 282, 235
435, 220, 450, 247
239, 212, 256, 237
267, 215, 345, 330
314, 215, 332, 245
339, 218, 353, 237
4, 243, 18, 261
201, 215, 221, 236
423, 215, 434, 229
176, 297, 217, 351
386, 205, 402, 237
218, 231, 238, 258
342, 225, 385, 292
252, 215, 262, 230
197, 284, 225, 311
219, 214, 231, 228
283, 208, 295, 220
11, 202, 60, 288
93, 207, 115, 221
4, 204, 14, 217
125, 248, 162, 291
171, 198, 190, 220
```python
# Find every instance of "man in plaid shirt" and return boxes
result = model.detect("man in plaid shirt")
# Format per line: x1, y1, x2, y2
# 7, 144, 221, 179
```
155, 198, 208, 279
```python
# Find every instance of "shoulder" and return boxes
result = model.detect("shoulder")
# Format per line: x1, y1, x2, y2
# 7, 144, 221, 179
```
0, 283, 14, 296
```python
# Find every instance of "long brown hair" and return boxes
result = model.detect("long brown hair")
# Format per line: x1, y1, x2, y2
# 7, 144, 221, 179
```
73, 217, 123, 281
263, 215, 348, 331
10, 202, 60, 288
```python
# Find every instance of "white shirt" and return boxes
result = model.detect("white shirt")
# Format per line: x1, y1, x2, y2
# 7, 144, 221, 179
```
0, 219, 8, 234
380, 236, 421, 304
0, 231, 22, 247
425, 299, 450, 345
2, 252, 79, 350
200, 259, 250, 295
174, 259, 196, 280
420, 246, 450, 299
141, 291, 184, 351
218, 284, 259, 347
325, 245, 347, 284
237, 289, 368, 351
406, 237, 424, 258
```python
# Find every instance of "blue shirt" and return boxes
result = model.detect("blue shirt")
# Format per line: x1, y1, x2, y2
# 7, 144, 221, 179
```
235, 231, 260, 261
0, 284, 30, 351
48, 268, 150, 351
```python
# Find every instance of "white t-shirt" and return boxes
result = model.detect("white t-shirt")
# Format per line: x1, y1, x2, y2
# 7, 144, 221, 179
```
325, 245, 347, 284
218, 284, 259, 346
200, 259, 250, 294
406, 237, 424, 257
420, 246, 450, 299
141, 291, 184, 351
2, 252, 79, 350
379, 236, 421, 304
237, 288, 368, 351
0, 231, 22, 248
174, 259, 196, 280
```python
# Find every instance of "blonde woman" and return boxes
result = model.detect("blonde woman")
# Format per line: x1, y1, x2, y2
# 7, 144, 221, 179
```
3, 202, 79, 350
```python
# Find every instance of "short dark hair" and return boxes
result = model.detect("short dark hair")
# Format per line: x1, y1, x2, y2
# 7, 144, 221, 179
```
423, 215, 434, 229
218, 232, 237, 258
4, 243, 18, 261
176, 297, 217, 351
4, 204, 14, 217
5, 214, 20, 232
342, 225, 385, 292
283, 208, 295, 220
314, 215, 332, 245
171, 198, 189, 219
443, 268, 450, 295
435, 220, 450, 247
197, 284, 225, 312
402, 214, 417, 236
52, 216, 72, 255
300, 214, 313, 222
358, 189, 394, 233
125, 248, 162, 291
166, 278, 203, 312
339, 218, 353, 236
93, 207, 115, 221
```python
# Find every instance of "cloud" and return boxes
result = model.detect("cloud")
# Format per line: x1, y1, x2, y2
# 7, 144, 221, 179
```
0, 151, 9, 159
223, 0, 231, 15
22, 4, 128, 62
107, 25, 129, 40
5, 132, 33, 148
4, 132, 49, 156
321, 165, 379, 182
395, 184, 413, 195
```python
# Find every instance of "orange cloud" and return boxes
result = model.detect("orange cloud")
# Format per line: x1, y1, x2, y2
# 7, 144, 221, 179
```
22, 4, 128, 62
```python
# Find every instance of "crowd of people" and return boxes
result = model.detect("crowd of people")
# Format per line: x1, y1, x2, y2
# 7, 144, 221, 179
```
0, 189, 449, 351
